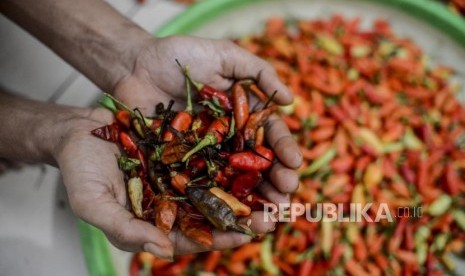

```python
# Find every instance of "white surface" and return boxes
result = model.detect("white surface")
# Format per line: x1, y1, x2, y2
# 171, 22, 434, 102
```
0, 0, 185, 275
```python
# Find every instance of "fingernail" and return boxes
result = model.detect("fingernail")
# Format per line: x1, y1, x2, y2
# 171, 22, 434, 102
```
143, 243, 173, 261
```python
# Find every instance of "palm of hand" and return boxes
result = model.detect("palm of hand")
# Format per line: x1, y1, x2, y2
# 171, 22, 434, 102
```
58, 110, 263, 257
63, 35, 302, 258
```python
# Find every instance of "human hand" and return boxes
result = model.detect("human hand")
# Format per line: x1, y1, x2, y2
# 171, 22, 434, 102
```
113, 35, 303, 205
55, 108, 282, 259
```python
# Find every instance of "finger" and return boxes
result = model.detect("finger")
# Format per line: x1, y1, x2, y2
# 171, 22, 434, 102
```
238, 211, 276, 234
220, 42, 293, 105
72, 194, 173, 259
170, 229, 251, 255
268, 162, 299, 193
265, 113, 303, 169
257, 180, 290, 206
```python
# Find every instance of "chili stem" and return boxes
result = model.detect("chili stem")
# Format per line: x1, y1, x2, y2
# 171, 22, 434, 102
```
182, 133, 218, 162
175, 59, 202, 91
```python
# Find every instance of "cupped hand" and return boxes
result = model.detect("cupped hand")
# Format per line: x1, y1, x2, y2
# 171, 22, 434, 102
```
77, 35, 303, 258
56, 108, 282, 259
114, 35, 303, 197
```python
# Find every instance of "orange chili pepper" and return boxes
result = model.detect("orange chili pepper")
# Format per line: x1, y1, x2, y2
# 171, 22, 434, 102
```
243, 106, 277, 148
204, 251, 222, 272
154, 195, 178, 235
115, 110, 131, 128
232, 82, 249, 130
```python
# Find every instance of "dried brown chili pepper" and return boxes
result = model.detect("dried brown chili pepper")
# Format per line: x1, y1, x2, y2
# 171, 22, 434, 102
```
154, 193, 178, 235
185, 187, 256, 237
91, 123, 120, 143
160, 140, 189, 165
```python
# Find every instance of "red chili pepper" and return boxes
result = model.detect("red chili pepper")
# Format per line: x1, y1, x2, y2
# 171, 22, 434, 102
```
181, 64, 233, 112
231, 170, 263, 199
233, 131, 245, 152
298, 259, 314, 276
199, 85, 233, 112
115, 110, 131, 128
150, 118, 162, 130
243, 106, 277, 148
184, 157, 207, 177
119, 132, 138, 156
91, 123, 120, 143
229, 145, 274, 171
163, 111, 193, 142
213, 170, 229, 188
445, 163, 460, 196
241, 193, 270, 211
232, 82, 249, 130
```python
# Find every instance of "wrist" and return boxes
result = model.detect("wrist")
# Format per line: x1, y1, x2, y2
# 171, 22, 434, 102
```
99, 27, 154, 93
32, 106, 93, 166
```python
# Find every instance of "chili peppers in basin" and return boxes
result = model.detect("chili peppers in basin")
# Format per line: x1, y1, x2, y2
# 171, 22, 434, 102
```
91, 64, 278, 248
131, 16, 465, 275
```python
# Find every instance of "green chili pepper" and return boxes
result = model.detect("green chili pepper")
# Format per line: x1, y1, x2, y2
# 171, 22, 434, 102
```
99, 95, 118, 114
321, 219, 333, 258
260, 235, 279, 275
317, 34, 343, 56
402, 127, 423, 150
301, 148, 337, 176
453, 209, 465, 231
117, 156, 140, 171
427, 194, 452, 216
225, 115, 235, 141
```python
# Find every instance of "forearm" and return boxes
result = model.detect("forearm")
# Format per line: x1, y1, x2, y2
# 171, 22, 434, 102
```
0, 92, 86, 165
0, 0, 152, 92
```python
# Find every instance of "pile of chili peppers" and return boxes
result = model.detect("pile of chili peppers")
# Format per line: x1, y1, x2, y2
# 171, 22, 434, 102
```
92, 63, 279, 248
129, 16, 465, 275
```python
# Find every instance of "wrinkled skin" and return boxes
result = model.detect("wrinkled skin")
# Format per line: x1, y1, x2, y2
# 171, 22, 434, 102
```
61, 36, 303, 259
